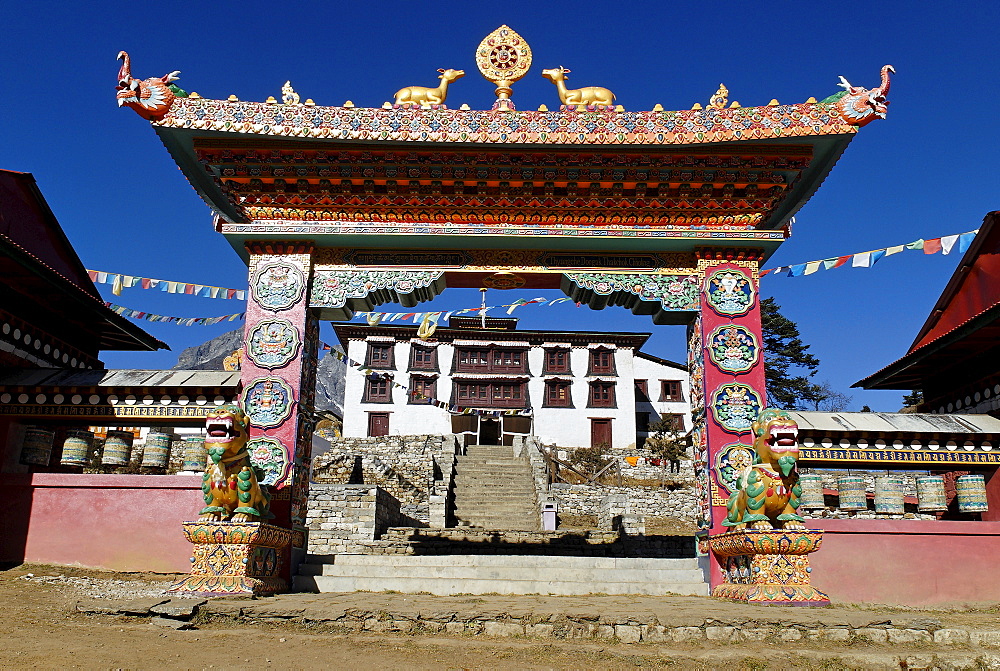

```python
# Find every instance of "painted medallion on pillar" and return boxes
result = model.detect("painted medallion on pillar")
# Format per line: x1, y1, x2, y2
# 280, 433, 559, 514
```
251, 262, 306, 312
705, 268, 754, 316
713, 442, 756, 496
247, 436, 291, 487
246, 319, 301, 370
241, 377, 295, 428
710, 383, 763, 434
707, 324, 760, 374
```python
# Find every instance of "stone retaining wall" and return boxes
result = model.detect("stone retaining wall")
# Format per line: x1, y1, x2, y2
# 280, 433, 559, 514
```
306, 484, 417, 555
311, 434, 461, 523
551, 483, 698, 523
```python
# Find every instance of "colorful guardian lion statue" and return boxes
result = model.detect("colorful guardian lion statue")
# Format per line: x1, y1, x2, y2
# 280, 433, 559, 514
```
723, 408, 805, 530
199, 405, 272, 523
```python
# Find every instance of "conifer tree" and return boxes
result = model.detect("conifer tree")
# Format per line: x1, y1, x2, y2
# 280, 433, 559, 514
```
760, 297, 825, 409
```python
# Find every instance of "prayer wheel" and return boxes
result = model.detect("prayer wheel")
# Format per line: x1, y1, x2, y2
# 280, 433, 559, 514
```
20, 427, 54, 466
956, 474, 989, 513
797, 473, 826, 509
182, 436, 206, 472
916, 475, 947, 512
101, 430, 134, 467
60, 429, 94, 467
874, 476, 905, 514
837, 475, 867, 511
141, 431, 172, 469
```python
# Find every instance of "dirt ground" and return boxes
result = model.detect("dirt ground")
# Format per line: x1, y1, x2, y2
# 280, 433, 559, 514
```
2, 563, 1000, 670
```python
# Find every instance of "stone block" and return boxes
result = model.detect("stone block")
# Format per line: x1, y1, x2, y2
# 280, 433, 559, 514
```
445, 622, 466, 634
975, 631, 1000, 649
671, 627, 704, 642
643, 625, 668, 643
779, 629, 802, 642
823, 628, 850, 642
740, 628, 772, 641
705, 626, 737, 642
484, 621, 524, 637
527, 624, 554, 638
887, 628, 931, 644
933, 628, 970, 645
615, 625, 642, 643
852, 628, 888, 643
595, 625, 616, 639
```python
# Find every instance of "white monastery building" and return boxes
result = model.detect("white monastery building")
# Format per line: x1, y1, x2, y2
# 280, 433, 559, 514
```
334, 316, 691, 450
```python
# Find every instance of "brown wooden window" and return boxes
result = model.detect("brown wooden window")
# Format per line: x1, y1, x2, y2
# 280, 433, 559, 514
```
544, 380, 573, 408
660, 380, 683, 402
589, 381, 616, 408
409, 376, 436, 404
366, 343, 394, 369
454, 382, 526, 408
409, 345, 437, 371
455, 347, 527, 374
588, 348, 615, 375
544, 348, 571, 374
635, 379, 649, 401
363, 376, 392, 403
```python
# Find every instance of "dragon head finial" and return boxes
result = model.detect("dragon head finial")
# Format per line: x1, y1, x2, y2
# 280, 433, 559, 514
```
115, 51, 181, 121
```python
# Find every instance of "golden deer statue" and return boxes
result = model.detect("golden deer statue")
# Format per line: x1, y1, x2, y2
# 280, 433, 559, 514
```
394, 68, 465, 107
541, 66, 615, 108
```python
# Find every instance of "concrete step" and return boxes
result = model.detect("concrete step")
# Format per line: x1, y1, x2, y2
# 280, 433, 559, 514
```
294, 555, 708, 596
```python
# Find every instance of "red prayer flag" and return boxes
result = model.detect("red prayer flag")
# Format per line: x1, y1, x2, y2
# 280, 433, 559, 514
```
923, 238, 942, 254
832, 255, 851, 268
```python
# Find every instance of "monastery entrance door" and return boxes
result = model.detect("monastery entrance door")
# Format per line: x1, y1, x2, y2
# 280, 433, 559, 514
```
479, 418, 501, 446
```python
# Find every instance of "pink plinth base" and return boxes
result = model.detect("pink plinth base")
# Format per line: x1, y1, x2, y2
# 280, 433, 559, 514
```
709, 529, 830, 606
168, 521, 291, 596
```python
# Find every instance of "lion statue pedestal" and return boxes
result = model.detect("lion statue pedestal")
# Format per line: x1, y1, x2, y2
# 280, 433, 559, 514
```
169, 521, 291, 596
709, 529, 829, 605
710, 409, 829, 605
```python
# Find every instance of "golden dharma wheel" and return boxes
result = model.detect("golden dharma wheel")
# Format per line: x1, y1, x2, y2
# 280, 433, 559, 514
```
476, 25, 532, 104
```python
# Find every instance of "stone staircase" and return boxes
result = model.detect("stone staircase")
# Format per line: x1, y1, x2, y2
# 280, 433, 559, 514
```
294, 553, 708, 596
452, 444, 538, 531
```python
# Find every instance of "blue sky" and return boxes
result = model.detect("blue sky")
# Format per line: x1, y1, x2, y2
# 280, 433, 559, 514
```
3, 1, 998, 411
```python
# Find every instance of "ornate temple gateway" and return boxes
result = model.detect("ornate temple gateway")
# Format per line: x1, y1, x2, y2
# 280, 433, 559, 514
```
118, 27, 893, 597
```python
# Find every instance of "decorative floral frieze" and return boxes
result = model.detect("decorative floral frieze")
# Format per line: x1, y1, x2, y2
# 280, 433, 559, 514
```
309, 269, 444, 308
563, 273, 700, 311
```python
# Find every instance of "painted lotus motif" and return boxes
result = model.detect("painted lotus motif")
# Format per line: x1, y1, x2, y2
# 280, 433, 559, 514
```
706, 268, 754, 316
246, 319, 301, 369
242, 377, 294, 428
246, 436, 289, 486
708, 324, 759, 374
252, 262, 305, 311
710, 383, 763, 433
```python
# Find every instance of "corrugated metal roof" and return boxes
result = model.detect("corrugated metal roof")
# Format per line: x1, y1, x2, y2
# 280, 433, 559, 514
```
786, 411, 1000, 435
0, 369, 240, 389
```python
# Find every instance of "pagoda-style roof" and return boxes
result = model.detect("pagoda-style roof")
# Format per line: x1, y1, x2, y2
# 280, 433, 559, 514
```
856, 213, 1000, 395
117, 46, 892, 260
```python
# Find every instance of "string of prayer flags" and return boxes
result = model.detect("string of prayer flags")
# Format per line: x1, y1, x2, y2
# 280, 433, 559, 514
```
105, 302, 244, 326
761, 229, 979, 278
88, 270, 246, 300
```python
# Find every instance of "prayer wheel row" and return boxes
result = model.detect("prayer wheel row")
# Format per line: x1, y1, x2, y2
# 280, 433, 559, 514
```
18, 428, 206, 471
797, 473, 990, 513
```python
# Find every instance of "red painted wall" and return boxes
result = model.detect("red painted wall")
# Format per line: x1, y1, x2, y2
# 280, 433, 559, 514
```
0, 473, 202, 573
809, 519, 1000, 606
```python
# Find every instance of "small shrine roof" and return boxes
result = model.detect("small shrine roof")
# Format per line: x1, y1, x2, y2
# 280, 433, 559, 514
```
787, 411, 1000, 436
0, 368, 240, 390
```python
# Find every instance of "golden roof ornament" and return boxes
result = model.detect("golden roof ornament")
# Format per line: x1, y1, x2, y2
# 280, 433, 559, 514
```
476, 25, 532, 110
393, 68, 465, 107
708, 83, 728, 109
541, 66, 615, 109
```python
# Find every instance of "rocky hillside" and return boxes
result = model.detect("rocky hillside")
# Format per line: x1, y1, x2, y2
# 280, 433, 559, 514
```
173, 328, 346, 416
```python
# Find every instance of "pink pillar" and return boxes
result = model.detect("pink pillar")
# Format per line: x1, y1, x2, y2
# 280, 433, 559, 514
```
241, 242, 316, 554
694, 251, 766, 587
